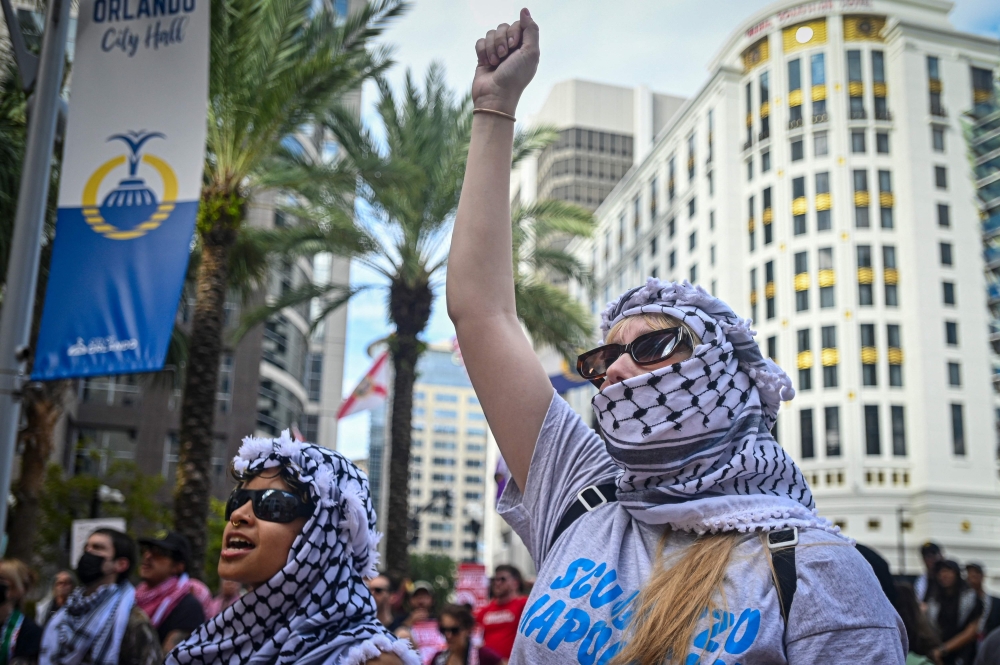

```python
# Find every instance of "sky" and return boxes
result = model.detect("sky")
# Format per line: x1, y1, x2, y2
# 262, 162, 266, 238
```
334, 0, 1000, 461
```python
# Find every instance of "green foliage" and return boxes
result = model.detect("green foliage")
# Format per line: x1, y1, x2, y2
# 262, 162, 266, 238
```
202, 498, 228, 593
37, 462, 172, 570
409, 553, 455, 610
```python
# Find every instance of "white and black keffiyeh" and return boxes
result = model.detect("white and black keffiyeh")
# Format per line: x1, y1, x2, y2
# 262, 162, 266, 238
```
595, 279, 845, 538
167, 431, 419, 665
40, 581, 135, 665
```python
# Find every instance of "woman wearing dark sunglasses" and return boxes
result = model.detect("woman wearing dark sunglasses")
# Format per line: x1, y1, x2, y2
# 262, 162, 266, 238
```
166, 432, 418, 665
431, 605, 504, 665
447, 9, 906, 665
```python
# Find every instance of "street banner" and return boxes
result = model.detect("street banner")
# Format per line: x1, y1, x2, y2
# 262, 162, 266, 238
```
455, 562, 489, 610
32, 0, 209, 379
337, 351, 389, 419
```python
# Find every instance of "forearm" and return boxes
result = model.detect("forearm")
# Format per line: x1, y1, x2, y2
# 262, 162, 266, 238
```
447, 114, 518, 324
943, 621, 979, 653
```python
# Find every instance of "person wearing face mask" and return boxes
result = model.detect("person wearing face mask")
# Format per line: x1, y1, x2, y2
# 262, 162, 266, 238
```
165, 431, 419, 665
0, 559, 43, 665
447, 9, 907, 664
39, 528, 161, 665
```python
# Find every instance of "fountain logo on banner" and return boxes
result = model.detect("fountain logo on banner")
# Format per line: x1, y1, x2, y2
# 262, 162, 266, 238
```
32, 0, 209, 380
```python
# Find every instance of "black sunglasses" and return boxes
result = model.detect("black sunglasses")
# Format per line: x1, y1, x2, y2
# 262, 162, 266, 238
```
577, 327, 689, 388
439, 626, 462, 636
225, 488, 315, 523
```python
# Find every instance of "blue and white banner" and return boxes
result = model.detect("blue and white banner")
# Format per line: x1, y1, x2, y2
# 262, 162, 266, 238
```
32, 0, 209, 379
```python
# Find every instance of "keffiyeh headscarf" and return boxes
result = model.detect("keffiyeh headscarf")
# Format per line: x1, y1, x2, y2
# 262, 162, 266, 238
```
40, 581, 135, 665
167, 432, 419, 665
594, 279, 844, 538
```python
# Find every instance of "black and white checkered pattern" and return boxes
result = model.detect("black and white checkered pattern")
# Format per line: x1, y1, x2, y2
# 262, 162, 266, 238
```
594, 280, 845, 537
166, 432, 419, 665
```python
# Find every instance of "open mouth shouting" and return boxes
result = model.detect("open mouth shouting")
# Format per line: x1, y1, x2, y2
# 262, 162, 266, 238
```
221, 532, 257, 560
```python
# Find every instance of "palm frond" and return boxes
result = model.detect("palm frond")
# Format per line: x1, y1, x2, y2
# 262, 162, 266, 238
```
512, 124, 559, 167
514, 279, 596, 358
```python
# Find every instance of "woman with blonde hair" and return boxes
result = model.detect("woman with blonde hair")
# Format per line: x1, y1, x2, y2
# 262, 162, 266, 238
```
447, 8, 907, 664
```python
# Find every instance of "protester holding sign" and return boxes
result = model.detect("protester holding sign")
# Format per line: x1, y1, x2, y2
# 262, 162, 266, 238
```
447, 9, 907, 664
165, 432, 417, 665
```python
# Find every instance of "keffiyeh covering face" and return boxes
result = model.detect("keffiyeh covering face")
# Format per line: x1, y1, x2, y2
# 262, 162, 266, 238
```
167, 432, 419, 665
594, 279, 844, 537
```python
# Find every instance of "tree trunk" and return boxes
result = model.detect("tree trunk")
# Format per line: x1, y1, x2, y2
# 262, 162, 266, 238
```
384, 276, 433, 579
173, 190, 240, 580
6, 383, 67, 562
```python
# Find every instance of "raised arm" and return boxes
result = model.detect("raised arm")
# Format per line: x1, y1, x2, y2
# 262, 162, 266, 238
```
447, 8, 551, 490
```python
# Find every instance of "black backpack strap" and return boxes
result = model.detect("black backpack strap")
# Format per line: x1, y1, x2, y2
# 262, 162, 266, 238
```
767, 527, 799, 623
550, 483, 618, 552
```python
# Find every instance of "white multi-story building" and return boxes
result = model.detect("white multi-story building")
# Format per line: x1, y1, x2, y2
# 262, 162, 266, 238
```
565, 0, 1000, 578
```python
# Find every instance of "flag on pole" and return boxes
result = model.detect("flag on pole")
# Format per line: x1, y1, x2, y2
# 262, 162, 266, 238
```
337, 351, 389, 419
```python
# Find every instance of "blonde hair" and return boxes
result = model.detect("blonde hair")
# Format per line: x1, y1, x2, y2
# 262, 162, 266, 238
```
605, 312, 701, 347
0, 559, 36, 602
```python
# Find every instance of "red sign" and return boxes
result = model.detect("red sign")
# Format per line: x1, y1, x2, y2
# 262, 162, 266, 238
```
455, 562, 489, 610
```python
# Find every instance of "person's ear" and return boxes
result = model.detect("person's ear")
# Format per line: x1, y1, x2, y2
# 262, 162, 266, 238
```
113, 557, 130, 577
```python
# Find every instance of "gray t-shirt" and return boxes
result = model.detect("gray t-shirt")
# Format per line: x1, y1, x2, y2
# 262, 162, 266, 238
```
497, 392, 907, 664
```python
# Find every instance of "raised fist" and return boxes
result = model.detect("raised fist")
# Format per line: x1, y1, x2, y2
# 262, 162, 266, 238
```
472, 8, 539, 116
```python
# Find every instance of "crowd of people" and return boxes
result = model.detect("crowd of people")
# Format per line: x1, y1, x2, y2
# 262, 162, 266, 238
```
3, 7, 1000, 665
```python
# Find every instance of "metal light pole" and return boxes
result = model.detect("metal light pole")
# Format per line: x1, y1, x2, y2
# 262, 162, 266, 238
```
0, 0, 71, 555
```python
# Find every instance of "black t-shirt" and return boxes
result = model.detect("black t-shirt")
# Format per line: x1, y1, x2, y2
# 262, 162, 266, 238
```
156, 593, 206, 643
14, 614, 42, 659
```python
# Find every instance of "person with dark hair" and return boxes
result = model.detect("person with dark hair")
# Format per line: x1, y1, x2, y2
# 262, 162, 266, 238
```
966, 564, 1000, 642
432, 605, 503, 665
134, 531, 207, 652
40, 528, 161, 665
474, 566, 525, 660
892, 582, 941, 664
917, 542, 945, 603
368, 574, 403, 630
0, 559, 43, 664
928, 560, 982, 665
165, 432, 417, 665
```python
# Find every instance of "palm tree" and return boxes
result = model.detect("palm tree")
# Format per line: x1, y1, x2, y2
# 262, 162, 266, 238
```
238, 69, 596, 577
173, 0, 406, 577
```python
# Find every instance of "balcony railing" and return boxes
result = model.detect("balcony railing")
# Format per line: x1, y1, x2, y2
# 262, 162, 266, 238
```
984, 211, 1000, 237
930, 104, 948, 117
850, 109, 868, 120
788, 118, 803, 130
986, 246, 1000, 268
812, 113, 829, 124
758, 129, 770, 142
743, 139, 753, 151
875, 110, 893, 121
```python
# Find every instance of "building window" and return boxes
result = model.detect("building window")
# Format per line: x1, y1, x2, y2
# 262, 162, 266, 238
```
760, 71, 771, 139
876, 132, 890, 154
891, 406, 906, 457
847, 50, 864, 118
934, 166, 947, 189
932, 126, 945, 152
650, 178, 658, 220
688, 197, 696, 218
851, 130, 866, 153
883, 245, 898, 307
765, 261, 775, 319
797, 328, 812, 391
763, 187, 773, 245
864, 405, 881, 456
811, 53, 827, 119
937, 203, 950, 227
794, 251, 809, 312
689, 231, 697, 252
747, 158, 754, 182
928, 56, 944, 116
690, 263, 698, 284
668, 217, 676, 238
878, 170, 893, 229
942, 281, 955, 306
818, 247, 834, 308
857, 245, 873, 306
792, 176, 806, 236
814, 131, 828, 157
306, 353, 323, 402
788, 58, 803, 127
825, 406, 841, 457
940, 242, 953, 266
887, 323, 903, 387
815, 172, 831, 231
951, 403, 965, 456
762, 150, 771, 172
750, 268, 758, 322
791, 139, 804, 162
767, 335, 777, 361
861, 323, 877, 386
821, 326, 838, 388
945, 321, 958, 346
710, 245, 716, 266
800, 409, 815, 459
947, 362, 961, 387
669, 250, 676, 270
854, 170, 870, 228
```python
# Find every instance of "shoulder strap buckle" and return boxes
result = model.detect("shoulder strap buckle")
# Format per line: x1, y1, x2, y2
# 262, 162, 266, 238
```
767, 527, 799, 550
577, 485, 609, 511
